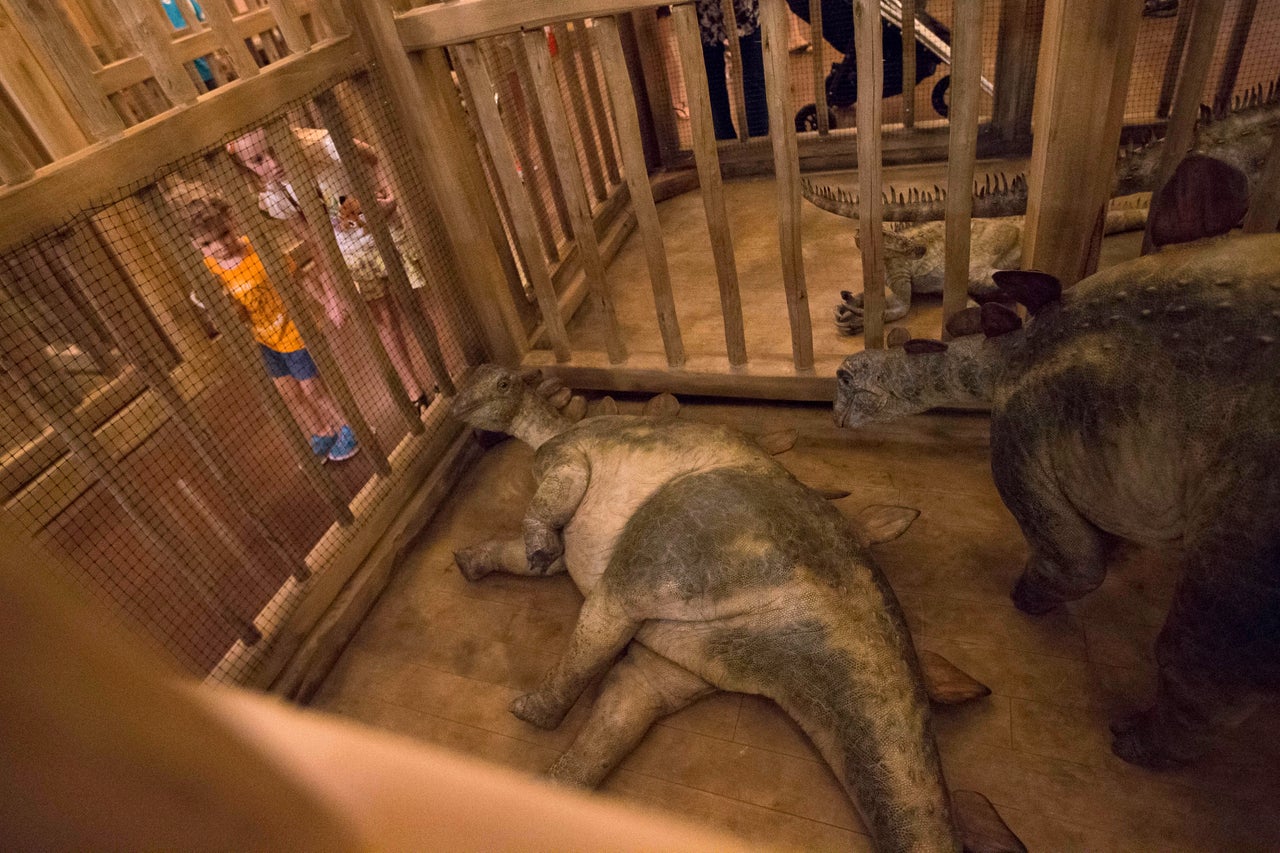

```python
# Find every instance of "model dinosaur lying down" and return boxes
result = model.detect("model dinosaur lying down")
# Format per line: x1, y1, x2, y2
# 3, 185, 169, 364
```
834, 155, 1279, 769
451, 368, 1023, 853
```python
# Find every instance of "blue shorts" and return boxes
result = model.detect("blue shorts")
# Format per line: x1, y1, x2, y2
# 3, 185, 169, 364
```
260, 345, 319, 381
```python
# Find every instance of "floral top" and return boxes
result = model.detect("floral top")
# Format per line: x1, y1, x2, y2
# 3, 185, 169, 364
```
694, 0, 760, 47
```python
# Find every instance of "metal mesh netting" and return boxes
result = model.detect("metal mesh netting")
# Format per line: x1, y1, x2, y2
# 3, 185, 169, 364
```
0, 72, 485, 682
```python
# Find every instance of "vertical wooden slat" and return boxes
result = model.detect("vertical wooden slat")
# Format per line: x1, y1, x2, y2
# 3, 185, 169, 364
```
176, 478, 282, 589
313, 0, 349, 37
629, 8, 680, 161
719, 0, 750, 142
1213, 0, 1257, 111
0, 120, 35, 185
311, 91, 457, 396
5, 0, 124, 139
0, 294, 260, 642
991, 0, 1040, 144
808, 0, 829, 135
672, 4, 746, 366
943, 0, 983, 333
853, 0, 885, 349
44, 230, 308, 581
8, 242, 119, 376
1156, 0, 1196, 119
0, 1, 93, 159
594, 15, 684, 368
503, 37, 571, 258
104, 0, 200, 107
265, 120, 423, 434
1024, 0, 1142, 284
200, 0, 261, 78
553, 22, 608, 201
522, 29, 627, 364
453, 42, 573, 362
138, 184, 354, 525
900, 0, 916, 129
1242, 128, 1280, 233
572, 20, 621, 184
177, 0, 206, 31
268, 0, 310, 53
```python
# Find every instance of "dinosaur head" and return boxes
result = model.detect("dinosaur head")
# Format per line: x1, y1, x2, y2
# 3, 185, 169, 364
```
451, 364, 529, 432
834, 348, 931, 428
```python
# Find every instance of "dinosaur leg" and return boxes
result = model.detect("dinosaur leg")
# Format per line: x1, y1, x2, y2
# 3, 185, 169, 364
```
454, 537, 565, 581
1111, 576, 1263, 768
511, 590, 639, 730
547, 643, 714, 787
837, 291, 910, 334
992, 438, 1110, 614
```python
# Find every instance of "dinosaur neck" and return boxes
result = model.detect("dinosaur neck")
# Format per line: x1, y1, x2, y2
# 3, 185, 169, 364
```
509, 395, 572, 450
908, 334, 1007, 411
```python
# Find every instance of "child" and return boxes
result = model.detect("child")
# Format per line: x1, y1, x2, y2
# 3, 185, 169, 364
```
184, 191, 360, 463
228, 127, 437, 412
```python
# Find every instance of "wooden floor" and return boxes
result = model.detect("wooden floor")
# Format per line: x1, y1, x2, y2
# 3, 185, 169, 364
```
312, 397, 1280, 852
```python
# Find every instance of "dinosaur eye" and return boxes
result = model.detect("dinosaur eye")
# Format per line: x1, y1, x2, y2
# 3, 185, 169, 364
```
497, 378, 510, 391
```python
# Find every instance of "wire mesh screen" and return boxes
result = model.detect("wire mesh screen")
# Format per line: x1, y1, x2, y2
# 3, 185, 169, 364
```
0, 72, 484, 683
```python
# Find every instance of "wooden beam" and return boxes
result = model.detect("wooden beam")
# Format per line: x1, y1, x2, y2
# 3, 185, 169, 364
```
507, 34, 575, 242
197, 0, 262, 79
943, 0, 983, 333
0, 120, 34, 185
672, 4, 745, 366
0, 37, 364, 254
1156, 0, 1195, 119
522, 28, 627, 363
1213, 0, 1256, 110
269, 0, 311, 53
572, 20, 621, 184
553, 22, 608, 201
853, 0, 885, 348
103, 0, 200, 107
594, 15, 684, 368
991, 0, 1039, 143
396, 0, 682, 50
628, 7, 680, 163
1242, 127, 1280, 233
0, 3, 92, 158
720, 0, 750, 143
900, 0, 915, 129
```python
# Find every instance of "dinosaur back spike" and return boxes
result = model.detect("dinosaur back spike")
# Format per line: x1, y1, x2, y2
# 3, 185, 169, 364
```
944, 306, 984, 338
992, 269, 1062, 315
980, 302, 1023, 337
903, 338, 949, 355
1148, 154, 1249, 249
886, 326, 913, 348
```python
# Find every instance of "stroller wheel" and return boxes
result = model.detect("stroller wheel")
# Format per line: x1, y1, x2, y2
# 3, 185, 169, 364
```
931, 76, 950, 118
795, 103, 838, 133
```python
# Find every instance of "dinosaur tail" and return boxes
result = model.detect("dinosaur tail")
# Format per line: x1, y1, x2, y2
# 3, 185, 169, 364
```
802, 173, 1029, 222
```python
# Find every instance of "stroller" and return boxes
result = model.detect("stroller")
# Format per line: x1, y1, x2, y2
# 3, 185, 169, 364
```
787, 0, 994, 131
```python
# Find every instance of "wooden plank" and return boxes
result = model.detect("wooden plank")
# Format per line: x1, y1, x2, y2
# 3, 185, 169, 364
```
720, 0, 750, 143
900, 0, 915, 129
0, 37, 363, 254
507, 35, 575, 244
1242, 127, 1280, 233
265, 120, 422, 433
853, 0, 885, 349
942, 0, 983, 333
103, 0, 200, 107
397, 0, 680, 50
137, 183, 355, 525
1024, 0, 1142, 284
1156, 0, 1195, 119
806, 0, 830, 136
0, 121, 34, 185
571, 20, 621, 184
594, 16, 684, 368
0, 3, 92, 158
760, 0, 812, 369
553, 22, 608, 201
628, 7, 680, 162
672, 4, 745, 366
3, 0, 124, 140
198, 0, 262, 79
522, 29, 627, 364
269, 0, 311, 53
1213, 0, 1257, 110
453, 42, 573, 362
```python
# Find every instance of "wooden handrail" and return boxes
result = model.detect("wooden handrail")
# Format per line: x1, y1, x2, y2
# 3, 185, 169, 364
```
395, 0, 690, 51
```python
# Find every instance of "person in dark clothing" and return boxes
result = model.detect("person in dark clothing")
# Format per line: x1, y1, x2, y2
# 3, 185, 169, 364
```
696, 0, 769, 140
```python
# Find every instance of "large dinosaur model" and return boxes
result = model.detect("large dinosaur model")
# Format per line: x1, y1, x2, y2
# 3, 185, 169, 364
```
451, 367, 1023, 852
832, 156, 1280, 770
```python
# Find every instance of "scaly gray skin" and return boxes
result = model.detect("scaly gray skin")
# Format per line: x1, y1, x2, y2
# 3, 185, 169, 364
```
834, 233, 1280, 770
807, 80, 1280, 223
452, 365, 972, 853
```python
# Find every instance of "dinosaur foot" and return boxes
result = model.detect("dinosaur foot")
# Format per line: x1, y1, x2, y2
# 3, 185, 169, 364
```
510, 691, 571, 730
1009, 574, 1064, 615
1109, 711, 1195, 770
453, 544, 495, 582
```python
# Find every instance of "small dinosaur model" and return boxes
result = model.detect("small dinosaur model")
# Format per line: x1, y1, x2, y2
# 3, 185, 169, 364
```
451, 367, 1023, 853
833, 156, 1279, 769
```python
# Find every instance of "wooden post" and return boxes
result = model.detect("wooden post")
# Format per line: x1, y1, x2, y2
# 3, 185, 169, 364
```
809, 0, 830, 135
553, 22, 608, 201
719, 0, 750, 142
104, 0, 201, 107
628, 8, 680, 162
522, 29, 627, 364
508, 35, 575, 242
900, 0, 916, 130
266, 120, 424, 434
853, 0, 885, 348
138, 184, 355, 525
595, 15, 685, 369
4, 0, 124, 140
1024, 0, 1142, 285
0, 121, 34, 185
572, 20, 622, 184
176, 478, 282, 590
943, 0, 983, 333
991, 0, 1040, 143
453, 42, 573, 363
201, 0, 261, 78
1242, 128, 1280, 233
672, 4, 746, 367
1156, 0, 1195, 119
1213, 0, 1256, 112
268, 0, 311, 53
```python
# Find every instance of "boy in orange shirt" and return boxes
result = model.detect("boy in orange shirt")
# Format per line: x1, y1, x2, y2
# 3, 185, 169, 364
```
185, 193, 359, 462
